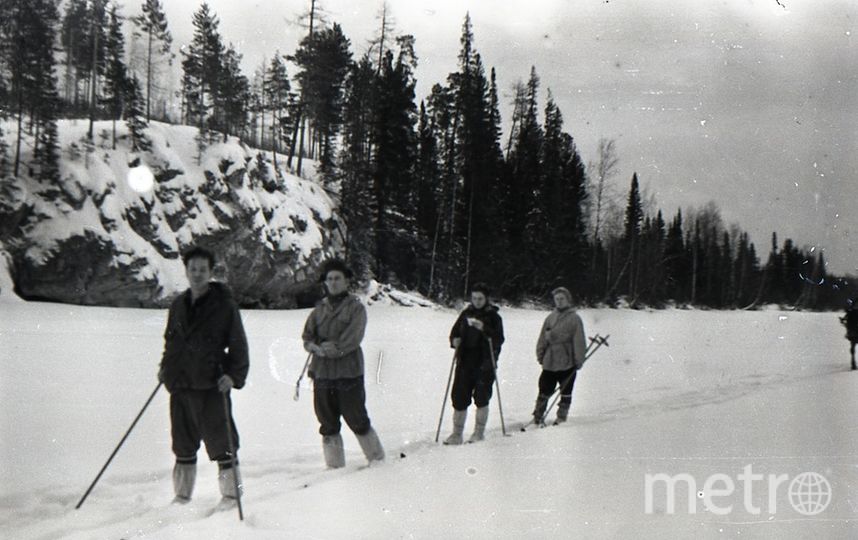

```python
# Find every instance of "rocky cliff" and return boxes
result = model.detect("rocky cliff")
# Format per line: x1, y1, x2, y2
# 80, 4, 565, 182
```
0, 120, 343, 307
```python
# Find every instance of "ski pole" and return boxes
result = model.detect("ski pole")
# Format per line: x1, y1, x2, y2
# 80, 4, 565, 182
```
434, 347, 459, 443
487, 338, 508, 436
294, 352, 313, 401
539, 334, 610, 425
221, 392, 244, 521
75, 382, 162, 509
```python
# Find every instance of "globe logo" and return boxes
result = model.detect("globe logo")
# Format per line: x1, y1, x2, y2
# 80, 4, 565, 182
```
788, 472, 832, 516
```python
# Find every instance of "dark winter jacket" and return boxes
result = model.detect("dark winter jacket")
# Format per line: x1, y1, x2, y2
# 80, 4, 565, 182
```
536, 307, 586, 372
302, 293, 367, 380
449, 304, 504, 371
845, 308, 858, 341
159, 282, 250, 393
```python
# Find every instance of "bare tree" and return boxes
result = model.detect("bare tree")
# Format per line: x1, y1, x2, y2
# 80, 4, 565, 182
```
587, 137, 619, 244
367, 2, 396, 73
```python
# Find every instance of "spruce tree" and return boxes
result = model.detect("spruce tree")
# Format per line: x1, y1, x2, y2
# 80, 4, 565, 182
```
372, 40, 418, 285
125, 75, 150, 151
102, 3, 128, 149
338, 56, 377, 281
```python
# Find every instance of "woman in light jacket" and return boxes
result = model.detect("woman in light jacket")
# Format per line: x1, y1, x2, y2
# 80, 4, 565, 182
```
531, 287, 586, 425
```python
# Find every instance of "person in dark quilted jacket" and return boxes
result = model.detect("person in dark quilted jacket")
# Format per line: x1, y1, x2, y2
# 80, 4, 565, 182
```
444, 282, 504, 445
159, 246, 249, 508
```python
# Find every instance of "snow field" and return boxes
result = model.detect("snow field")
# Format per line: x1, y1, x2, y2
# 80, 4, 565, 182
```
1, 301, 856, 538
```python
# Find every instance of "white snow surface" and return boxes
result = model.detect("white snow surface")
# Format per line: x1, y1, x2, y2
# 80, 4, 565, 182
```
1, 303, 857, 539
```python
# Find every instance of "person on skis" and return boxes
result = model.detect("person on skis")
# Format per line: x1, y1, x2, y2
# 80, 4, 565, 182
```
158, 246, 249, 508
531, 286, 586, 425
842, 298, 858, 371
302, 259, 385, 468
444, 282, 505, 445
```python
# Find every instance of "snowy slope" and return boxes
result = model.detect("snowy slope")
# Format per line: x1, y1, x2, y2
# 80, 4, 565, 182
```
1, 303, 856, 539
1, 120, 341, 307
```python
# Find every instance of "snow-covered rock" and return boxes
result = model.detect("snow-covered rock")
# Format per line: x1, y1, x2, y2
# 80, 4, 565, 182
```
0, 120, 343, 307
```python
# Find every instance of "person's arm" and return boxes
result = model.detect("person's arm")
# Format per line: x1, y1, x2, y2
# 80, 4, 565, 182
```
224, 304, 250, 389
320, 300, 367, 357
535, 315, 550, 364
302, 309, 323, 355
572, 314, 587, 369
485, 312, 504, 356
449, 311, 466, 349
158, 305, 175, 383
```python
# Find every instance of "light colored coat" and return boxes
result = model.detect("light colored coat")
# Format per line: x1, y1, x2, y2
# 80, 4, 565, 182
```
536, 308, 587, 372
302, 294, 367, 380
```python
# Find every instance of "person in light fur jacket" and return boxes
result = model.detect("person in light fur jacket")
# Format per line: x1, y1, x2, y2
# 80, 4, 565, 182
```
531, 286, 587, 425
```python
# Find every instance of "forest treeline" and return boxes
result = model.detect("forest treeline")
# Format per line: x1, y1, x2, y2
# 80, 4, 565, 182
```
1, 1, 853, 309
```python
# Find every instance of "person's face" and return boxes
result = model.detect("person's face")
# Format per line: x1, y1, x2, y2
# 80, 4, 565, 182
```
186, 257, 212, 290
325, 270, 349, 296
471, 291, 487, 309
553, 292, 570, 309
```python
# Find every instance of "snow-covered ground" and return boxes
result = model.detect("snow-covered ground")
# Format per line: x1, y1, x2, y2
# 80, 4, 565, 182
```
1, 300, 857, 539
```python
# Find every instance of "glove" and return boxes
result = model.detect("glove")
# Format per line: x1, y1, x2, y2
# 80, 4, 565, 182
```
308, 343, 325, 357
157, 368, 165, 383
320, 342, 339, 357
470, 319, 484, 331
452, 337, 462, 349
217, 374, 234, 393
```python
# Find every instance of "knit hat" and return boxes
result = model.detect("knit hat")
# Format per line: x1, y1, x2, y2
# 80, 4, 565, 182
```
551, 287, 572, 302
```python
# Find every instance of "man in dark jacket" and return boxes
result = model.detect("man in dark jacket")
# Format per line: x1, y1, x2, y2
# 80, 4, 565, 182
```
843, 298, 858, 371
159, 246, 249, 507
302, 259, 384, 468
444, 283, 505, 444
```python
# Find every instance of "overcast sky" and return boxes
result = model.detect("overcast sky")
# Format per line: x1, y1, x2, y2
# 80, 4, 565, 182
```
159, 0, 858, 276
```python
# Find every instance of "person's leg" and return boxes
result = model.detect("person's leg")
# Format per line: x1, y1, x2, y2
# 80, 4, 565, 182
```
340, 377, 384, 462
849, 341, 858, 370
446, 369, 472, 445
532, 370, 557, 422
469, 370, 494, 442
170, 390, 203, 502
200, 390, 241, 500
555, 368, 577, 423
314, 381, 345, 468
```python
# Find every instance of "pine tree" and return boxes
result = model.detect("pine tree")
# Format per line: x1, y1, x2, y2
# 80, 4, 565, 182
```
131, 0, 172, 122
264, 54, 292, 169
1, 0, 61, 180
290, 23, 352, 175
218, 44, 250, 141
86, 0, 109, 140
125, 75, 150, 151
181, 3, 224, 132
102, 3, 128, 149
60, 0, 90, 108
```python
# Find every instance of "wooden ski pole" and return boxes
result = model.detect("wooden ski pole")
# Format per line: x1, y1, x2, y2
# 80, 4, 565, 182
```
75, 382, 162, 509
